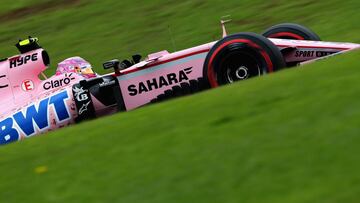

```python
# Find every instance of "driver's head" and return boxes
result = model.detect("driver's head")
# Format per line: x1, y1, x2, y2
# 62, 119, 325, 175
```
56, 57, 96, 78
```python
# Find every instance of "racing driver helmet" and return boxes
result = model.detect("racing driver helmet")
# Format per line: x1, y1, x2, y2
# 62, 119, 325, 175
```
56, 57, 97, 79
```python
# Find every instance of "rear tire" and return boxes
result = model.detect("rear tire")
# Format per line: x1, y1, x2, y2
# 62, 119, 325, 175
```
262, 23, 321, 41
203, 32, 285, 87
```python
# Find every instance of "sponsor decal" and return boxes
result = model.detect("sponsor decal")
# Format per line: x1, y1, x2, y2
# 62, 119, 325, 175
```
0, 75, 8, 88
72, 84, 95, 121
21, 80, 34, 91
10, 53, 38, 68
128, 67, 192, 96
73, 86, 89, 102
79, 101, 90, 115
0, 90, 71, 145
43, 73, 75, 90
294, 50, 337, 58
315, 51, 337, 57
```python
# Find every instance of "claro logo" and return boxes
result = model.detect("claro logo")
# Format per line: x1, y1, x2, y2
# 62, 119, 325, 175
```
128, 67, 193, 96
43, 74, 75, 90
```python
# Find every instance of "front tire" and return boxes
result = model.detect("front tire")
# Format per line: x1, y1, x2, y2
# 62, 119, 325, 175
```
203, 32, 285, 87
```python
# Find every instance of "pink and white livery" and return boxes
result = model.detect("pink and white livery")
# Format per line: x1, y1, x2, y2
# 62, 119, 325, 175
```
0, 22, 359, 145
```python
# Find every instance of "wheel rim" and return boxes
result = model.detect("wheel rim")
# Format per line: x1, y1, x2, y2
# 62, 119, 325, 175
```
219, 50, 262, 84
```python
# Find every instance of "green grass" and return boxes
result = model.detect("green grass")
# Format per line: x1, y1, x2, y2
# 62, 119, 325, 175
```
0, 0, 48, 14
0, 0, 360, 202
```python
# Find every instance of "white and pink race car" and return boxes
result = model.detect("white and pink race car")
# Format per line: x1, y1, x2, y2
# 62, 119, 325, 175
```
0, 22, 359, 145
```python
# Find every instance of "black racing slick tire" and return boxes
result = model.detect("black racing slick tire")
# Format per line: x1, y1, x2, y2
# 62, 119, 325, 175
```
203, 32, 285, 87
262, 23, 321, 41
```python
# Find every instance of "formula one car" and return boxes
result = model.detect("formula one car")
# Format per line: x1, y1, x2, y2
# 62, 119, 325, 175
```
0, 22, 359, 145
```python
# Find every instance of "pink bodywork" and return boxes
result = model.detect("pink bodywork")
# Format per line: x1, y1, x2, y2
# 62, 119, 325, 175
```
0, 36, 359, 144
270, 38, 360, 63
115, 39, 360, 110
117, 43, 214, 110
0, 50, 86, 141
